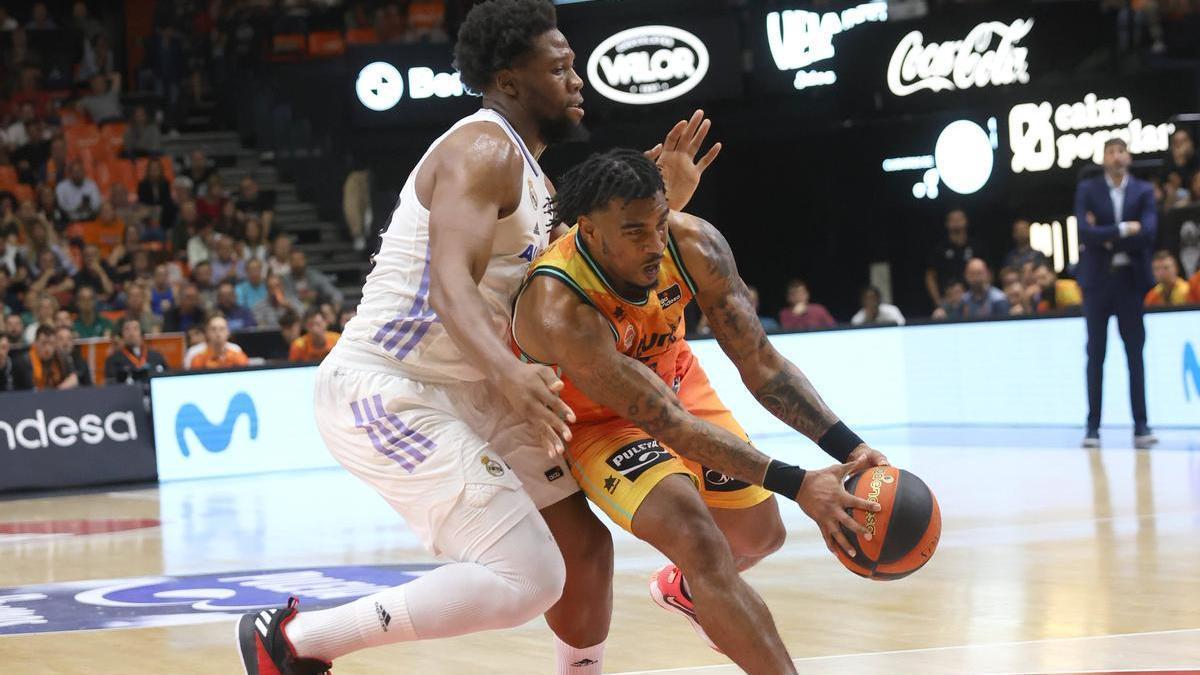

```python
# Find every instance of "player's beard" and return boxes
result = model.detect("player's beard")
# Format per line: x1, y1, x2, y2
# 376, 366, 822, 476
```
538, 114, 589, 145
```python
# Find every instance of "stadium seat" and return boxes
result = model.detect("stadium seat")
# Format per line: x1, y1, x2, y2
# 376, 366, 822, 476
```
345, 28, 379, 45
308, 31, 345, 58
13, 184, 35, 204
0, 166, 17, 190
100, 122, 128, 159
134, 156, 175, 183
65, 123, 102, 158
109, 159, 138, 194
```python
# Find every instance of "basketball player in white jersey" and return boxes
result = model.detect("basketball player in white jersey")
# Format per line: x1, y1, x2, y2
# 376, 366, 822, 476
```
236, 2, 719, 673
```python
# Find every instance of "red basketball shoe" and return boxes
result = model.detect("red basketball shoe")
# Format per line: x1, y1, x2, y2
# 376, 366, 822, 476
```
649, 563, 721, 653
236, 597, 332, 675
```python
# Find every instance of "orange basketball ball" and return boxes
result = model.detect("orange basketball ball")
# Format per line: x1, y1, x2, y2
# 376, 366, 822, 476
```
834, 466, 940, 580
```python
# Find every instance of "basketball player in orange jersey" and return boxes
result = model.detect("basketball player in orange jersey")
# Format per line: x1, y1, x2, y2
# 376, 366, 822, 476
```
236, 2, 728, 674
511, 149, 890, 673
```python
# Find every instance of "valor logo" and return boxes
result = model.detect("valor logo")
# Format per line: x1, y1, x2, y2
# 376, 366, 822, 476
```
587, 25, 709, 105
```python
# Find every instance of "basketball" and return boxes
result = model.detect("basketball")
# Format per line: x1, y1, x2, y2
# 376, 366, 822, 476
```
834, 466, 940, 580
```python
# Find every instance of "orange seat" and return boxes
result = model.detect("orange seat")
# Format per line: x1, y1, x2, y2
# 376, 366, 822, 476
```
109, 159, 137, 194
272, 33, 306, 55
0, 166, 17, 190
100, 122, 128, 158
81, 219, 125, 256
65, 123, 102, 157
12, 184, 35, 203
308, 31, 346, 57
92, 161, 112, 195
135, 156, 175, 183
345, 27, 379, 45
408, 1, 445, 31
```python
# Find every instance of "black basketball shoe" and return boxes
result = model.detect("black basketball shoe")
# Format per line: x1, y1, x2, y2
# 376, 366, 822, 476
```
237, 597, 332, 675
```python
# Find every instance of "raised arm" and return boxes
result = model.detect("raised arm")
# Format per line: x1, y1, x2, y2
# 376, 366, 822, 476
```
426, 127, 574, 455
672, 213, 886, 466
513, 274, 880, 555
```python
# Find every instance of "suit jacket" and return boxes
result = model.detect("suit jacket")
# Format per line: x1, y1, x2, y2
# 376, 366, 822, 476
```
1073, 174, 1157, 293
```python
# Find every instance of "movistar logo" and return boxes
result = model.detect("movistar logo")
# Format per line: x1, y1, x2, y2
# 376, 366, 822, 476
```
175, 392, 259, 457
1185, 342, 1200, 403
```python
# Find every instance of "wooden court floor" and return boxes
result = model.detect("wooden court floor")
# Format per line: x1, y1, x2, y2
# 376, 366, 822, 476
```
1, 426, 1198, 674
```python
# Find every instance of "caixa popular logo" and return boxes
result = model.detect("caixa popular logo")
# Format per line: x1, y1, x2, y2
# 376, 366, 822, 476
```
174, 392, 258, 457
1185, 342, 1200, 403
587, 25, 709, 105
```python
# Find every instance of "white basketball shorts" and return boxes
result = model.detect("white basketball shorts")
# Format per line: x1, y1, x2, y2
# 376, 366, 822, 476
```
313, 356, 578, 557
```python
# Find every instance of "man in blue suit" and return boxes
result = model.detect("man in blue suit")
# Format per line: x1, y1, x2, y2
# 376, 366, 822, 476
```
1074, 138, 1158, 449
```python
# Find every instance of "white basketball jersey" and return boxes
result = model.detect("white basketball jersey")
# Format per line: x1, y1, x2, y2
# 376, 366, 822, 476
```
335, 109, 553, 382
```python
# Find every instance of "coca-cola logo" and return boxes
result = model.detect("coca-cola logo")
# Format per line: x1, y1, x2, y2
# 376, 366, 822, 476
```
887, 19, 1033, 97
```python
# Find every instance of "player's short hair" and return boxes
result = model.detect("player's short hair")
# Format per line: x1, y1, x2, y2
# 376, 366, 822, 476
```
551, 148, 665, 227
1104, 137, 1128, 151
453, 0, 557, 95
1152, 249, 1176, 263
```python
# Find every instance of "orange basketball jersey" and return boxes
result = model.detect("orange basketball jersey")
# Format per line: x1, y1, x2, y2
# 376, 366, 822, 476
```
513, 226, 697, 424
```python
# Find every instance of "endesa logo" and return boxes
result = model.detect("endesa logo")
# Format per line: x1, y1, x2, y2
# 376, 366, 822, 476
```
174, 391, 258, 457
355, 61, 465, 112
0, 409, 138, 451
587, 25, 709, 105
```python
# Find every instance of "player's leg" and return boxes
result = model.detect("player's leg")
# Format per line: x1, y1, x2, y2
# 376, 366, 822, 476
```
480, 381, 615, 675
238, 365, 567, 672
540, 492, 613, 674
567, 425, 794, 673
632, 474, 795, 674
708, 497, 785, 571
674, 346, 785, 570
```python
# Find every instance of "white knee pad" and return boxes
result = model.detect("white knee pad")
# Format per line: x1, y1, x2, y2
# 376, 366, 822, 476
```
479, 511, 567, 625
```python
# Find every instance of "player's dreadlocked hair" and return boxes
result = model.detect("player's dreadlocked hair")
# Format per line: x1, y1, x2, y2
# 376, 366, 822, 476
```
453, 0, 557, 96
552, 149, 666, 227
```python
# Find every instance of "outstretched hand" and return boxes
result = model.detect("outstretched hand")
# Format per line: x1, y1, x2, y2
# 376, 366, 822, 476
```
645, 109, 722, 211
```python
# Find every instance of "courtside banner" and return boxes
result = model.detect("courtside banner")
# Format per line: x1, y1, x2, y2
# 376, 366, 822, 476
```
150, 366, 336, 481
0, 385, 154, 493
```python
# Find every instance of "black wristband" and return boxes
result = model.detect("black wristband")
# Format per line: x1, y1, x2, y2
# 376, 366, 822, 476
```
818, 421, 864, 462
763, 459, 806, 498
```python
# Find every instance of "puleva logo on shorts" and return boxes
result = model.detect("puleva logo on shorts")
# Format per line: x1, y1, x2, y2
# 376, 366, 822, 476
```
1185, 341, 1200, 402
587, 25, 710, 105
606, 439, 673, 481
174, 392, 259, 457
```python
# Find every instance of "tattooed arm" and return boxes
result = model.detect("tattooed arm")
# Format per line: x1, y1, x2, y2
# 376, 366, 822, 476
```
513, 274, 774, 485
671, 213, 844, 443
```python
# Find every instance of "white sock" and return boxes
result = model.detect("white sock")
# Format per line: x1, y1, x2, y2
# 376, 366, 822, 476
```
285, 586, 417, 662
284, 513, 564, 662
555, 635, 605, 675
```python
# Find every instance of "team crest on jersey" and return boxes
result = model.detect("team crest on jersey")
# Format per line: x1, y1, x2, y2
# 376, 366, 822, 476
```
622, 324, 636, 351
481, 455, 505, 477
657, 284, 682, 309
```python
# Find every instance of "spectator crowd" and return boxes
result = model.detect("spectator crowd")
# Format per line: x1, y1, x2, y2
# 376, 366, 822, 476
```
1, 2, 354, 394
